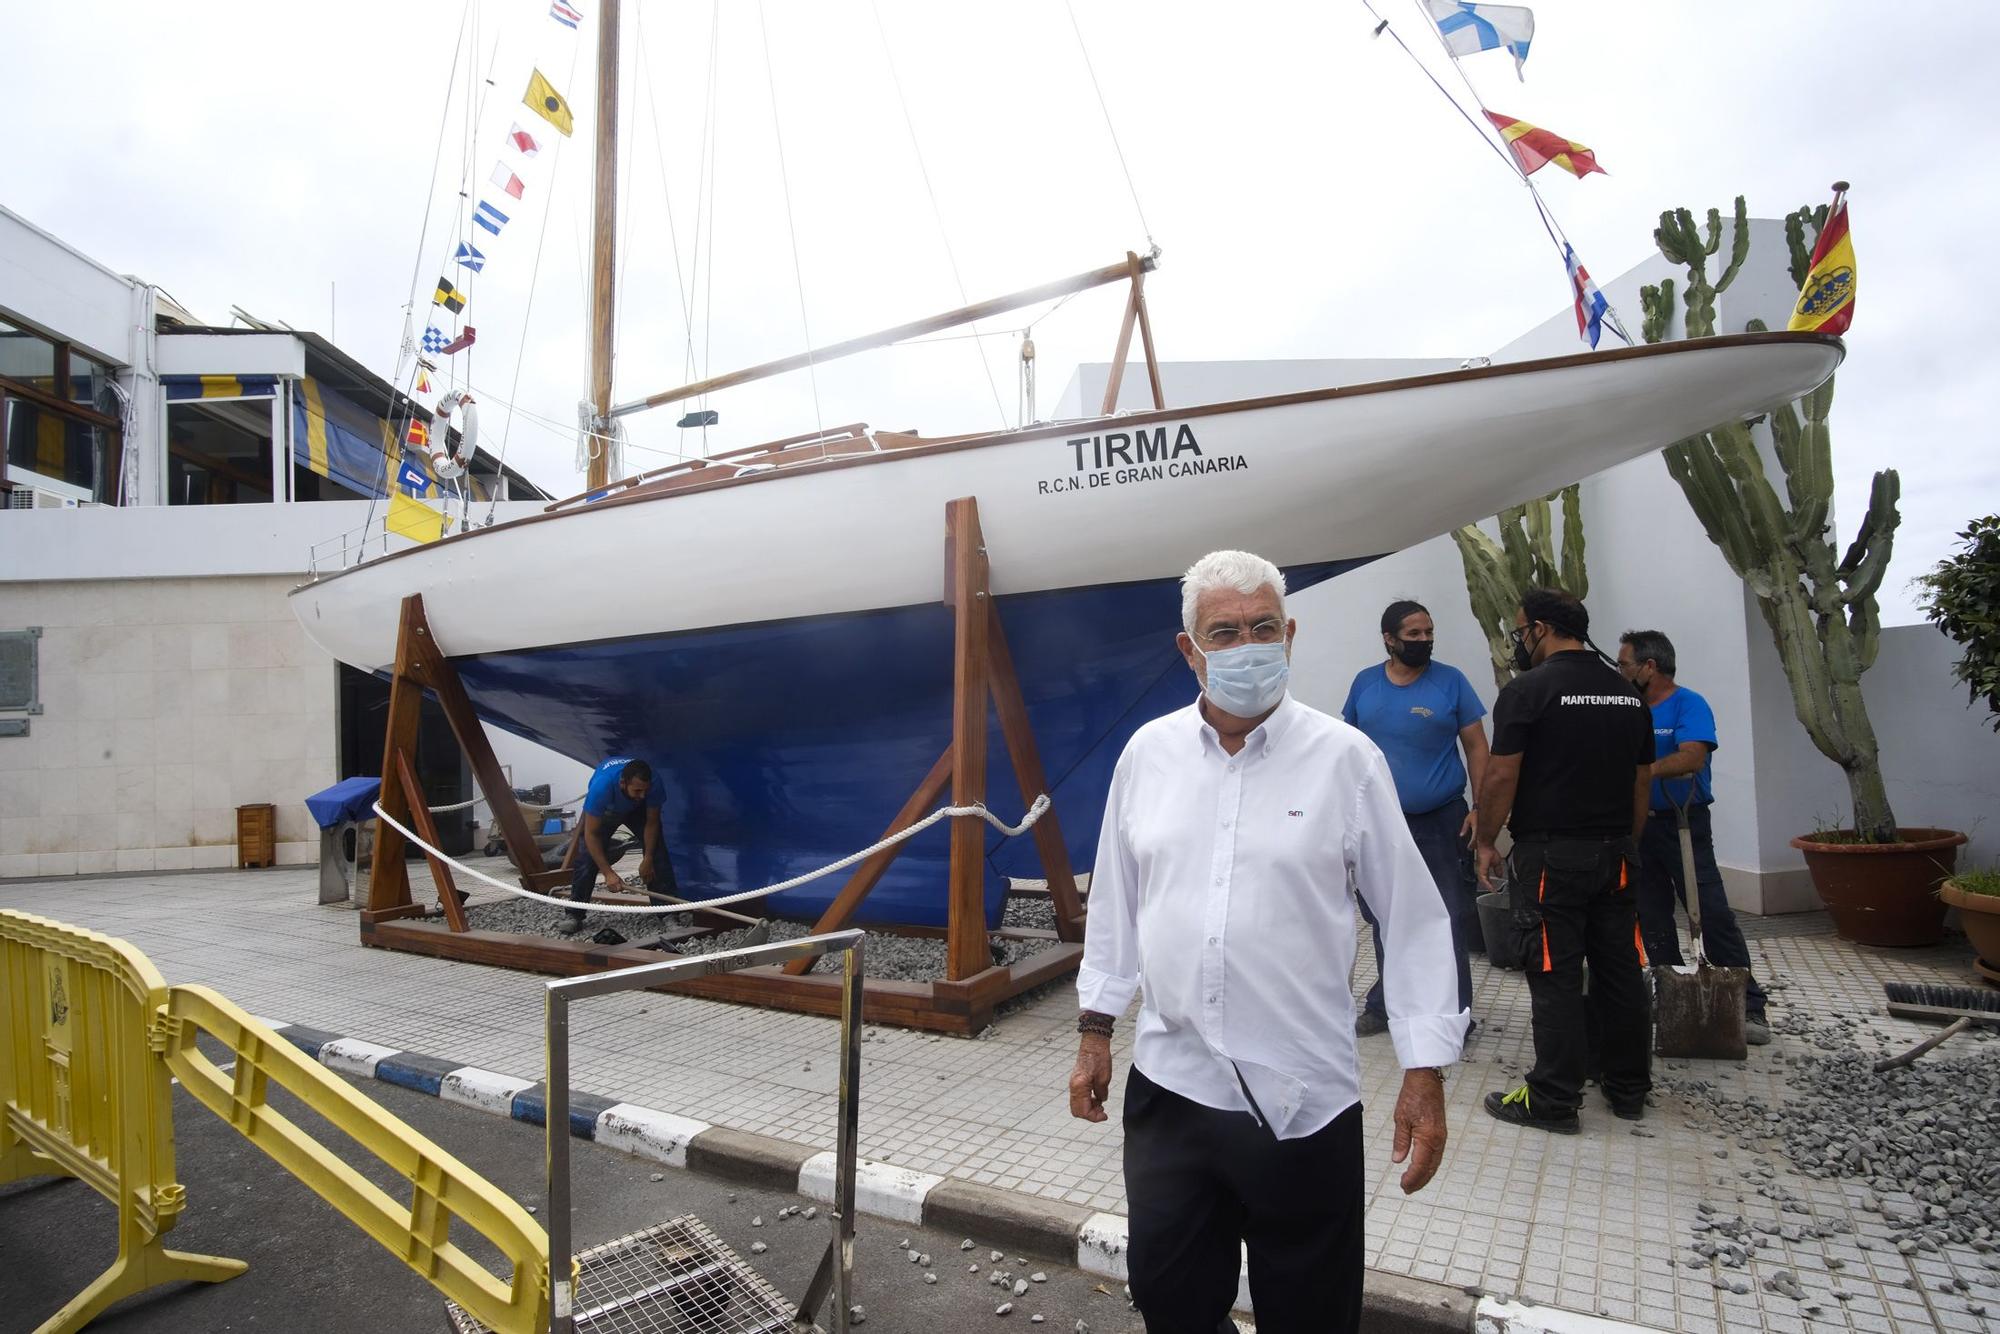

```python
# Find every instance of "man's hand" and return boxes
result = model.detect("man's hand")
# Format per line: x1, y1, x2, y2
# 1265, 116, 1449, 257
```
1391, 1069, 1449, 1194
1068, 1035, 1112, 1123
603, 869, 626, 893
1458, 809, 1478, 844
1475, 842, 1503, 891
637, 857, 655, 886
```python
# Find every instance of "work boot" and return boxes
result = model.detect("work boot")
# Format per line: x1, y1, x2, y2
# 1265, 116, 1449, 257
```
1608, 1093, 1646, 1121
1355, 1009, 1390, 1037
1483, 1086, 1580, 1135
557, 913, 586, 936
1745, 1013, 1771, 1046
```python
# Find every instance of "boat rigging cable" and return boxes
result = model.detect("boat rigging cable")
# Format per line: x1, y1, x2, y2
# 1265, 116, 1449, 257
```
1062, 0, 1157, 253
756, 0, 827, 451
374, 793, 1052, 916
870, 0, 1010, 430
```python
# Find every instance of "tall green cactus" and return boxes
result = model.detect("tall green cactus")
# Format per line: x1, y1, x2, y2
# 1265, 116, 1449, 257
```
1452, 485, 1588, 688
1645, 197, 1901, 842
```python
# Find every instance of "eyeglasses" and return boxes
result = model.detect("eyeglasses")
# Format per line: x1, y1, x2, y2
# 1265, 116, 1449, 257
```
1196, 618, 1285, 649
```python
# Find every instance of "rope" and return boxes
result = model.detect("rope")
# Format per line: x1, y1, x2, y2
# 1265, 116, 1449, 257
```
423, 790, 588, 815
373, 793, 1051, 916
1063, 0, 1156, 250
756, 0, 826, 447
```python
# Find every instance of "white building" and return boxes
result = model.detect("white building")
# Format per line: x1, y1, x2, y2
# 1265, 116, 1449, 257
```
0, 205, 555, 874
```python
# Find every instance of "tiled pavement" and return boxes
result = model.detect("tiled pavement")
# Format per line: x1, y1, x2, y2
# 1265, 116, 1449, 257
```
3, 867, 1996, 1333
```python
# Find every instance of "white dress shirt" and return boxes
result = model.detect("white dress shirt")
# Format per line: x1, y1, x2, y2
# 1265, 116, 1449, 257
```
1078, 694, 1468, 1140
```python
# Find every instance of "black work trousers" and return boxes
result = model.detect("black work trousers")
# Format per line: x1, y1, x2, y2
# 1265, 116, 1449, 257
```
1123, 1068, 1363, 1334
568, 809, 677, 917
1637, 803, 1768, 1015
1510, 835, 1651, 1114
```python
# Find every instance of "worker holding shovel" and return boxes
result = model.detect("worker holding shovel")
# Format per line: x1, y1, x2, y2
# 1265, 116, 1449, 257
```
1617, 630, 1771, 1046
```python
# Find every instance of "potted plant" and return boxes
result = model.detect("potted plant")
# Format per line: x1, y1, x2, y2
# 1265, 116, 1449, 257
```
1939, 870, 2000, 985
1640, 195, 1966, 945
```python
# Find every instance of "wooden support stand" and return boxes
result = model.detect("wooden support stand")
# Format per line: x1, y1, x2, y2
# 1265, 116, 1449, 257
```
359, 503, 1088, 1034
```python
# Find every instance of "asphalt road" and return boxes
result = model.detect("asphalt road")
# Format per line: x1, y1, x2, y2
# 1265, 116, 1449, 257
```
1, 1072, 1146, 1334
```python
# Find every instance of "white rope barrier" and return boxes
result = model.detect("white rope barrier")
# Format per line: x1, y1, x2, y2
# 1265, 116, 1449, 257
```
372, 793, 1051, 917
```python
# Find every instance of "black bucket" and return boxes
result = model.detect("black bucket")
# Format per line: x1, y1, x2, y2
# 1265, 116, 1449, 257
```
1478, 892, 1523, 970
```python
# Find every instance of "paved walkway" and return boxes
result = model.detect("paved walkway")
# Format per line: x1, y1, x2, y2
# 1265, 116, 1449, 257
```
3, 867, 1995, 1333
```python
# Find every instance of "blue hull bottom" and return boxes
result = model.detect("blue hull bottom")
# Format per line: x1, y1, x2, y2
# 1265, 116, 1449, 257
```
452, 560, 1368, 927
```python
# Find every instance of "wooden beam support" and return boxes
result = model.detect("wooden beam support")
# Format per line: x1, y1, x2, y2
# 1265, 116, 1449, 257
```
1128, 250, 1166, 411
944, 498, 993, 982
365, 598, 428, 915
985, 602, 1086, 942
784, 748, 954, 976
396, 750, 468, 932
1099, 281, 1142, 416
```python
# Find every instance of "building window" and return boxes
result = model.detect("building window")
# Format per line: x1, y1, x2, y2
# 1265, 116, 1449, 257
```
0, 627, 41, 715
166, 399, 273, 505
0, 317, 122, 503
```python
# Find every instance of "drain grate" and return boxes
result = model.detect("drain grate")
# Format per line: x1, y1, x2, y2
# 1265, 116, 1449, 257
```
446, 1215, 815, 1334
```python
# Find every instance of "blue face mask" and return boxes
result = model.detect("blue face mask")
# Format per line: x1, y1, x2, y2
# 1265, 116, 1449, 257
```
1195, 640, 1290, 717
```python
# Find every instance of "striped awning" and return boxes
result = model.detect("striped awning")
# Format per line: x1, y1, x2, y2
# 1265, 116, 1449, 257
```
161, 374, 278, 401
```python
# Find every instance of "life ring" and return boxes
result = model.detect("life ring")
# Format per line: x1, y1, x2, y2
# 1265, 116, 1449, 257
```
428, 390, 478, 479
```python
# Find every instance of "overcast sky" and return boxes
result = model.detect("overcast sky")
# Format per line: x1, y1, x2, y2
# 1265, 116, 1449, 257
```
6, 1, 1992, 622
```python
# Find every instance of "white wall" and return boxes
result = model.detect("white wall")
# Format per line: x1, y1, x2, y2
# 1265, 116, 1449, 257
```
0, 205, 135, 365
0, 575, 337, 875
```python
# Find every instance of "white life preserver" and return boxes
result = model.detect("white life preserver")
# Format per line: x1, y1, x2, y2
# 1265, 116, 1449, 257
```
428, 390, 478, 479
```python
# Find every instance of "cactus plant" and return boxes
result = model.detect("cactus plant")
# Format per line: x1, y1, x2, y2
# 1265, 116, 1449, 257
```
1451, 485, 1588, 688
1643, 197, 1901, 842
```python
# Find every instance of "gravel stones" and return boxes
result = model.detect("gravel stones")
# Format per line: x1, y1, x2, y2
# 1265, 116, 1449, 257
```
750, 1241, 768, 1255
1013, 1278, 1030, 1296
996, 1302, 1014, 1316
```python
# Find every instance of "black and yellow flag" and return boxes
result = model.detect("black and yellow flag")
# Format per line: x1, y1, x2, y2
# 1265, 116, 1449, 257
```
524, 68, 575, 137
433, 278, 467, 315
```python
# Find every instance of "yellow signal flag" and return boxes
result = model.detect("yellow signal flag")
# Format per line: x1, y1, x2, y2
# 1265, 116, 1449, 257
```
387, 490, 445, 544
524, 69, 575, 137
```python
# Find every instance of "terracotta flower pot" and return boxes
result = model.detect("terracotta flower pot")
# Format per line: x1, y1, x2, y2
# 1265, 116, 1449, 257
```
1789, 828, 1968, 947
1940, 879, 2000, 977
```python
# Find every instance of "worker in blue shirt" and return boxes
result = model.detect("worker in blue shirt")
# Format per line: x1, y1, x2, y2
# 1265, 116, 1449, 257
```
1616, 630, 1770, 1045
1341, 599, 1488, 1032
560, 756, 675, 935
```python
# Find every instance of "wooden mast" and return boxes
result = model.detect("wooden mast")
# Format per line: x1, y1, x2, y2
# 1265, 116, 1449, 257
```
586, 0, 621, 492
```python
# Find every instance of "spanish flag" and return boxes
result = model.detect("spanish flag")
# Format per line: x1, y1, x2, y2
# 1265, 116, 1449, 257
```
524, 68, 575, 137
1788, 185, 1855, 335
1483, 111, 1604, 179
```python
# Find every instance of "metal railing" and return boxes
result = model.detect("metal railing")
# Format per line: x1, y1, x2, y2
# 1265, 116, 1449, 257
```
543, 929, 865, 1334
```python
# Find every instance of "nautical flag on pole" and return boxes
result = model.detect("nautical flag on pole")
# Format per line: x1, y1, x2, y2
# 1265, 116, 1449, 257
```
1788, 186, 1856, 335
454, 241, 486, 273
524, 68, 575, 137
1564, 244, 1630, 350
406, 419, 430, 450
1484, 111, 1604, 178
489, 162, 525, 200
415, 366, 432, 395
397, 458, 433, 496
472, 200, 511, 236
507, 122, 542, 157
440, 326, 478, 356
1424, 1, 1535, 80
433, 279, 468, 315
387, 489, 444, 543
421, 326, 449, 354
550, 1, 583, 29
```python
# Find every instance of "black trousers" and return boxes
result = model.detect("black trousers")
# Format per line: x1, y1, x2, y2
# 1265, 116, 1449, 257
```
1361, 796, 1477, 1016
568, 810, 677, 915
1637, 804, 1769, 1014
1510, 835, 1651, 1113
1123, 1068, 1363, 1334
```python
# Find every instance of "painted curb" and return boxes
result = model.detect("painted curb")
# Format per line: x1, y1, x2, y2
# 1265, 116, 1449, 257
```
267, 1021, 1643, 1333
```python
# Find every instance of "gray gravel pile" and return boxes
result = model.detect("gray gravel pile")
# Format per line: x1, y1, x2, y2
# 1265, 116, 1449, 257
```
1663, 1011, 2000, 1260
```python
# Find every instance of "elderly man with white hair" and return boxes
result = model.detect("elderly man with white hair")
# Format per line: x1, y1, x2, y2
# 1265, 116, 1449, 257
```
1068, 550, 1468, 1334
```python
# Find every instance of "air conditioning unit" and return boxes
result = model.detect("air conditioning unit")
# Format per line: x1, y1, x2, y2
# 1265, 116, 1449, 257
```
5, 487, 85, 509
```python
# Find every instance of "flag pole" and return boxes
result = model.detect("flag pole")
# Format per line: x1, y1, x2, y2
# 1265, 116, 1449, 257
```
586, 0, 622, 492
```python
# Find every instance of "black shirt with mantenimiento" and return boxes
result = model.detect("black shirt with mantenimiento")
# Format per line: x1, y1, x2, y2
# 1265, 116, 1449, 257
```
1490, 649, 1654, 838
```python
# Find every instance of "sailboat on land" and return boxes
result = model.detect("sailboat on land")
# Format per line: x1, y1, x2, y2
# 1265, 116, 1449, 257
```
289, 4, 1842, 927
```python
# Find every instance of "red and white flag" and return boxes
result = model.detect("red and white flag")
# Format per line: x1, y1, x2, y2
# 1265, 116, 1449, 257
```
490, 161, 525, 200
506, 122, 541, 158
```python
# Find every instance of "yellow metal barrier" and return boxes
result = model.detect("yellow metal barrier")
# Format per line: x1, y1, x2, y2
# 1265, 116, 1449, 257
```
0, 910, 246, 1334
159, 984, 551, 1334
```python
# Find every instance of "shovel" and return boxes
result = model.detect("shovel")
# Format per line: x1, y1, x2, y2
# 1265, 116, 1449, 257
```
1651, 784, 1749, 1060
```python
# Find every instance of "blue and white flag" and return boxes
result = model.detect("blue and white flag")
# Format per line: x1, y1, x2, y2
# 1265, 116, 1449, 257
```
472, 200, 511, 236
550, 1, 582, 29
1423, 1, 1534, 79
1565, 244, 1631, 350
397, 459, 433, 496
454, 241, 486, 273
421, 326, 449, 354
